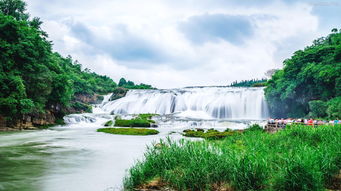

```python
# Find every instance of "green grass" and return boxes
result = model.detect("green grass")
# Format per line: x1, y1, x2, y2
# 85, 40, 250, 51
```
124, 124, 341, 191
114, 113, 157, 127
97, 128, 159, 136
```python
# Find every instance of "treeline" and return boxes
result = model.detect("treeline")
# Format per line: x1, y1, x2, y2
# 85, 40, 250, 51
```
229, 79, 267, 87
118, 78, 155, 89
265, 29, 341, 119
0, 0, 152, 126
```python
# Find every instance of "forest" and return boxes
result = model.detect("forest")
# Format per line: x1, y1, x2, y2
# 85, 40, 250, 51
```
265, 29, 341, 119
0, 0, 152, 126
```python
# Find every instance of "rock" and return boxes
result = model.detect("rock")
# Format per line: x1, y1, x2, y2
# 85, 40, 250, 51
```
109, 87, 128, 101
74, 93, 104, 104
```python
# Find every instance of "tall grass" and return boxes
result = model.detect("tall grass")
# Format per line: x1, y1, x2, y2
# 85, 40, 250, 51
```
123, 125, 341, 191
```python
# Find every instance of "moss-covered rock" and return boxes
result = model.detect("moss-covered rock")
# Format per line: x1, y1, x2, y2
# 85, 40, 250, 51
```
114, 113, 158, 127
104, 120, 114, 127
97, 128, 159, 136
183, 129, 237, 140
115, 119, 154, 127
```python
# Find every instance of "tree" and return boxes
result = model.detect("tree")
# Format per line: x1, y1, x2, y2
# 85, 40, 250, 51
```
118, 78, 127, 87
0, 0, 28, 20
265, 69, 279, 79
265, 30, 341, 118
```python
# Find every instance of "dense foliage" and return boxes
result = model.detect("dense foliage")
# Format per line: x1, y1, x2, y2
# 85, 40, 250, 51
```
124, 125, 341, 191
0, 0, 117, 125
114, 114, 156, 127
265, 29, 341, 118
230, 79, 267, 87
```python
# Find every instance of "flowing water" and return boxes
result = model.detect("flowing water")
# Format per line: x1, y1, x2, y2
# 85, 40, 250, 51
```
103, 87, 269, 119
0, 87, 268, 191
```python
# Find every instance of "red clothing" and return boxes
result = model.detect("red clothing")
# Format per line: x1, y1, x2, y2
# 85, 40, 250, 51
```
307, 119, 314, 126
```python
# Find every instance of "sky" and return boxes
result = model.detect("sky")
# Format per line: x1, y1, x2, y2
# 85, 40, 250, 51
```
26, 0, 341, 89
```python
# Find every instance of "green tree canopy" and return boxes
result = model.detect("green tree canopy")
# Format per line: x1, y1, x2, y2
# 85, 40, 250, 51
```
265, 29, 341, 118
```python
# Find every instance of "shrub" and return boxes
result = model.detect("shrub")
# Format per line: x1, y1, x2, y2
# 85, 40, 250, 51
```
71, 102, 92, 113
308, 100, 327, 118
245, 124, 263, 132
326, 97, 341, 119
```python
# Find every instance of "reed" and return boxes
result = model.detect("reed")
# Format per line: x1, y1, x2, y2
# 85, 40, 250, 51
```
124, 124, 341, 191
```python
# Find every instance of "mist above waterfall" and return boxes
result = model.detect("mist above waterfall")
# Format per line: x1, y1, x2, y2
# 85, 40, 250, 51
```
102, 87, 269, 120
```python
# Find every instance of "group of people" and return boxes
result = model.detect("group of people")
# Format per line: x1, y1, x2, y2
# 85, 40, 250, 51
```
267, 118, 340, 128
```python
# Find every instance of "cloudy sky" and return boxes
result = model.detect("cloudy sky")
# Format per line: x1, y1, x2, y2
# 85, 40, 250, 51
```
26, 0, 340, 88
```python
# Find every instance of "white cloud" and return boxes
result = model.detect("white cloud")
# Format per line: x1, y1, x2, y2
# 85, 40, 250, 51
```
25, 0, 333, 88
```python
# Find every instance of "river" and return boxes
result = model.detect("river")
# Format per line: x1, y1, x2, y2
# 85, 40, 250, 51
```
0, 87, 267, 191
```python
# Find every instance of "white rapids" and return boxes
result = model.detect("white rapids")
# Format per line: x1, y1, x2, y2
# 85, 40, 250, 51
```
102, 87, 269, 120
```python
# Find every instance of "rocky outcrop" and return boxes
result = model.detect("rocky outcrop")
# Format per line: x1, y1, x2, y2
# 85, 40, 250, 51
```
109, 87, 128, 101
0, 93, 105, 131
0, 111, 56, 131
74, 93, 104, 104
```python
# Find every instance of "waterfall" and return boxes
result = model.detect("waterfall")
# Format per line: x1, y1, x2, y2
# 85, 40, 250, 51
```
102, 87, 269, 120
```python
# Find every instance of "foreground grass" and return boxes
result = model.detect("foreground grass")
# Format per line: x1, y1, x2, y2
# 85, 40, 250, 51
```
97, 128, 159, 136
124, 125, 341, 191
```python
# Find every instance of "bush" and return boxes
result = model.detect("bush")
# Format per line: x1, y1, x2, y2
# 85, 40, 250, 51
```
245, 124, 263, 132
326, 97, 341, 119
97, 128, 159, 136
71, 102, 92, 113
308, 100, 327, 118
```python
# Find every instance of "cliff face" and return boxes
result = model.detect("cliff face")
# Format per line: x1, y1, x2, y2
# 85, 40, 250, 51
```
0, 112, 56, 130
0, 93, 103, 130
74, 93, 104, 104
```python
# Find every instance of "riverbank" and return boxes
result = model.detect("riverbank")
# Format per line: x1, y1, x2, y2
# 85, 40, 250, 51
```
124, 124, 341, 191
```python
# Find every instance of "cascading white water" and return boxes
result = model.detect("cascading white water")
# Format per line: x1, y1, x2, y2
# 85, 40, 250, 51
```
102, 87, 269, 120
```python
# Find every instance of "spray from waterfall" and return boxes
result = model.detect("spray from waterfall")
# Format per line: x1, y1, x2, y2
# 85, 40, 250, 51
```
102, 87, 269, 120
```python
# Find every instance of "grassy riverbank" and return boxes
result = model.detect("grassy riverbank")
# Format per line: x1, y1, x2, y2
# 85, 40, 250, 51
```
124, 125, 341, 191
97, 128, 159, 136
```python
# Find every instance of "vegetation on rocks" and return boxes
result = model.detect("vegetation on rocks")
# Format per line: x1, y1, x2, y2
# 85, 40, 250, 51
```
183, 128, 238, 140
104, 120, 114, 127
114, 119, 154, 127
97, 128, 159, 136
114, 114, 157, 127
124, 124, 341, 191
183, 124, 262, 140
